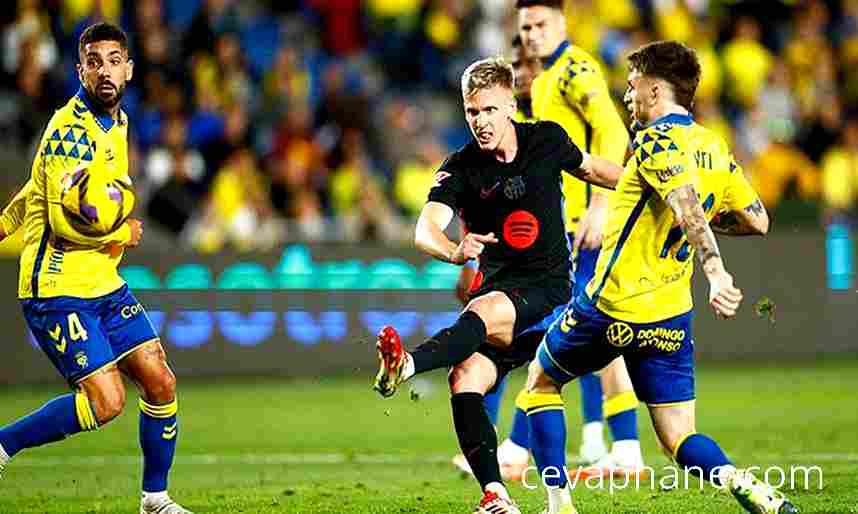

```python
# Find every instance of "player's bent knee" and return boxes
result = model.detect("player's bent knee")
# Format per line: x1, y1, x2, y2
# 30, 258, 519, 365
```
447, 354, 497, 394
91, 386, 126, 425
526, 359, 560, 394
78, 367, 126, 425
649, 405, 696, 456
142, 367, 177, 404
464, 293, 515, 345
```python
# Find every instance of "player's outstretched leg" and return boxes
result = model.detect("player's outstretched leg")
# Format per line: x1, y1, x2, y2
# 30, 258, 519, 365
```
374, 310, 487, 397
653, 405, 798, 514
0, 390, 102, 476
119, 340, 193, 514
0, 367, 124, 478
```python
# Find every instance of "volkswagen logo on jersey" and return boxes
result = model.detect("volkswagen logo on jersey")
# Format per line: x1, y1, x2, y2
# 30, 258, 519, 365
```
504, 176, 526, 200
606, 322, 635, 348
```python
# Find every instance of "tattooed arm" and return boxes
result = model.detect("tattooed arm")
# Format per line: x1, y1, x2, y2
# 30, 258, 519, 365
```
711, 199, 770, 236
666, 184, 743, 318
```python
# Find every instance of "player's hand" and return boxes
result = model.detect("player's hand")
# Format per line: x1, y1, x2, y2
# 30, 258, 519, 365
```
574, 200, 607, 252
707, 268, 743, 319
451, 232, 497, 265
126, 218, 143, 247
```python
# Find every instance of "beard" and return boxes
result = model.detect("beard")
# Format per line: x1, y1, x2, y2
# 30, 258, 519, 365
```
86, 81, 126, 110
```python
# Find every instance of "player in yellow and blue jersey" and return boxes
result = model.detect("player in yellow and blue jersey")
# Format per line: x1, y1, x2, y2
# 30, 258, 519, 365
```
523, 41, 798, 514
491, 0, 646, 479
0, 23, 193, 514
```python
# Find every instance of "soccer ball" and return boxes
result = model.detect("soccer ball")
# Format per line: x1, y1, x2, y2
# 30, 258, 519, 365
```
60, 168, 135, 236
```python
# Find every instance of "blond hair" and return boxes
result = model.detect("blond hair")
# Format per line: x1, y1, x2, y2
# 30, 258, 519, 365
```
461, 57, 515, 97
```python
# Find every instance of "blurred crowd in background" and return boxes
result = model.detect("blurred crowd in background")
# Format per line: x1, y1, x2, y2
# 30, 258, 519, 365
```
0, 0, 857, 253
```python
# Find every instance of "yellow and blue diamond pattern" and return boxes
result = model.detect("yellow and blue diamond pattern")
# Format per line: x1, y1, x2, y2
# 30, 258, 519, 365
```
558, 58, 597, 93
43, 123, 96, 163
632, 129, 679, 165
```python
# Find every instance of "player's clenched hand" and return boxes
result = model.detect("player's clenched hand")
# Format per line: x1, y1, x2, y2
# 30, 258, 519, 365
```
707, 269, 743, 319
451, 232, 497, 265
126, 218, 143, 247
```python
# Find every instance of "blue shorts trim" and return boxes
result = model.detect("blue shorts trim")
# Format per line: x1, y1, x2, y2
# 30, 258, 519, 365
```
538, 295, 695, 405
21, 285, 159, 385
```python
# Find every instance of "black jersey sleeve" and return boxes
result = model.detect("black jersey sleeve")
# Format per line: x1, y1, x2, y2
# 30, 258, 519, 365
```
427, 151, 468, 209
542, 121, 584, 172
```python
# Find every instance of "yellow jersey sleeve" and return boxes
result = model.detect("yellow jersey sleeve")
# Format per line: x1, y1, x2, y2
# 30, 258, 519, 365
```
40, 128, 131, 247
558, 58, 628, 166
1, 180, 31, 236
634, 129, 695, 200
722, 156, 759, 212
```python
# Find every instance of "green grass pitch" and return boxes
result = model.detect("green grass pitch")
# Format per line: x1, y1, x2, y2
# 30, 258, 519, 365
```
1, 360, 857, 513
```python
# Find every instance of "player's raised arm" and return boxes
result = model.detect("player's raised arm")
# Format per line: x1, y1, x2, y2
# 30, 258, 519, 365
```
710, 158, 769, 236
549, 122, 622, 188
573, 152, 623, 189
0, 179, 32, 241
666, 184, 742, 319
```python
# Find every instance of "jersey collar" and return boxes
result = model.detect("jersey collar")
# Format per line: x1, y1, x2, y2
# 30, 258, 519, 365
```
542, 40, 570, 69
647, 112, 694, 127
75, 86, 117, 132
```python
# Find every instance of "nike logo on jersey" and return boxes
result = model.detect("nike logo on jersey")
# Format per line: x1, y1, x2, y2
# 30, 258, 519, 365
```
480, 181, 501, 199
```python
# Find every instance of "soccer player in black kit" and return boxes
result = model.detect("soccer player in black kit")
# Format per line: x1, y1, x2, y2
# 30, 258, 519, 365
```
372, 57, 624, 514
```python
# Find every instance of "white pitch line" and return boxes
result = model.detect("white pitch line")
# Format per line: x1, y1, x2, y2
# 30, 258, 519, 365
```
11, 453, 858, 467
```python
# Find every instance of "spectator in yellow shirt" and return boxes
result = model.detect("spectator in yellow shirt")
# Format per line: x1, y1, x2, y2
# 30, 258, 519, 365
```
722, 16, 772, 109
821, 118, 858, 215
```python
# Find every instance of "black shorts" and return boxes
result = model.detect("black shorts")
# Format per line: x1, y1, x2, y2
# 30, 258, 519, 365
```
469, 274, 571, 391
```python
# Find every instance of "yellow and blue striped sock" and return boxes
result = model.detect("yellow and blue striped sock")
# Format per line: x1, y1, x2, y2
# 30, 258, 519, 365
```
604, 391, 639, 442
0, 392, 96, 457
139, 398, 178, 493
523, 392, 567, 488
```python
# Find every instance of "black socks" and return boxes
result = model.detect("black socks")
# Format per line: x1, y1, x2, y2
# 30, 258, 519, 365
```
451, 392, 503, 489
411, 311, 487, 375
